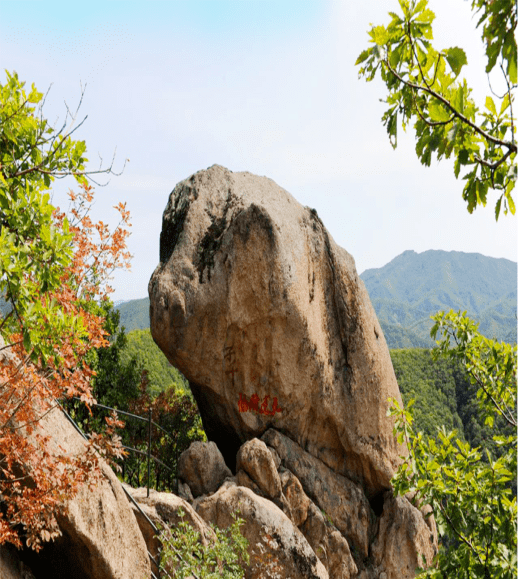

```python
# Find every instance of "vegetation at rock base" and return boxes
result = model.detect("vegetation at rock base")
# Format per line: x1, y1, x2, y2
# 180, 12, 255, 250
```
65, 306, 206, 493
158, 507, 249, 579
0, 70, 130, 550
356, 0, 516, 219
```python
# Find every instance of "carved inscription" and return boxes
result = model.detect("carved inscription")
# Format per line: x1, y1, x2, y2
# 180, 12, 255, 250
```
238, 393, 283, 416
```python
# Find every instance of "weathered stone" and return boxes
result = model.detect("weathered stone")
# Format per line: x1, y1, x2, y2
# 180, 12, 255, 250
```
236, 467, 294, 521
267, 445, 282, 469
124, 496, 162, 576
301, 502, 358, 579
0, 337, 151, 579
280, 469, 310, 528
371, 491, 438, 579
0, 545, 36, 579
11, 410, 150, 579
195, 484, 329, 579
178, 480, 194, 502
178, 440, 232, 497
236, 438, 282, 499
263, 428, 374, 559
406, 490, 438, 546
149, 164, 406, 496
236, 468, 263, 496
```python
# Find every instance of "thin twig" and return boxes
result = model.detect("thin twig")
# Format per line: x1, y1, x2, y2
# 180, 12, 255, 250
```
501, 62, 515, 147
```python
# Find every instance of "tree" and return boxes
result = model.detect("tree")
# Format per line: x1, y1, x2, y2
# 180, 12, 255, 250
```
356, 5, 517, 575
0, 70, 131, 550
85, 302, 143, 410
121, 328, 188, 397
389, 311, 517, 578
356, 0, 516, 219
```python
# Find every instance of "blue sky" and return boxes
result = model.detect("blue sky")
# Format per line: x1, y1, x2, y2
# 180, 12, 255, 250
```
1, 0, 516, 302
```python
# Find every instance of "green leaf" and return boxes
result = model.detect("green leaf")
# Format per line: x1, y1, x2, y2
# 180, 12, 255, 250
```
485, 96, 497, 115
371, 25, 389, 46
508, 53, 517, 84
356, 48, 372, 66
500, 93, 510, 115
443, 47, 468, 77
429, 101, 451, 122
495, 196, 502, 221
415, 9, 435, 25
505, 189, 515, 215
452, 85, 465, 114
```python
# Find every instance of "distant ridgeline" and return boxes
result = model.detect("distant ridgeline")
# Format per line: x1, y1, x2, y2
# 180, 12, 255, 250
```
360, 250, 517, 348
115, 250, 517, 348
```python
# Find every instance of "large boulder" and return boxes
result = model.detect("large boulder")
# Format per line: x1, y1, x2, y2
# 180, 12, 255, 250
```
19, 407, 151, 579
149, 164, 405, 496
0, 336, 151, 579
236, 438, 282, 499
195, 481, 329, 579
178, 440, 232, 497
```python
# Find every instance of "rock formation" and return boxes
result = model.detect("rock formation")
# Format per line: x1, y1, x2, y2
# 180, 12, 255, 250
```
146, 165, 438, 578
177, 439, 231, 497
3, 405, 151, 579
149, 164, 406, 497
134, 437, 436, 579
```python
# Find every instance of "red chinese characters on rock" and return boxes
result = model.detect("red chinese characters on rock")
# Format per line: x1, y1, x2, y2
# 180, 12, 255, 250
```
238, 393, 283, 416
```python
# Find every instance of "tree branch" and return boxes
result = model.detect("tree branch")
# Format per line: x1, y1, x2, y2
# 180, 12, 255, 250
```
437, 500, 483, 566
384, 57, 517, 153
500, 62, 515, 148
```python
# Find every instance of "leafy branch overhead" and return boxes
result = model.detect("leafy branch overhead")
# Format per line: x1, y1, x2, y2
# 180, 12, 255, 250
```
356, 0, 517, 220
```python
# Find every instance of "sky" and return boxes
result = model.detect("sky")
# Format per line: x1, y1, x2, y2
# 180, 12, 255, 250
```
1, 0, 516, 303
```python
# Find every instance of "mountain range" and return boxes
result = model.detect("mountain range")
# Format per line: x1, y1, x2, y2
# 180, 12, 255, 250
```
361, 250, 516, 347
115, 250, 517, 348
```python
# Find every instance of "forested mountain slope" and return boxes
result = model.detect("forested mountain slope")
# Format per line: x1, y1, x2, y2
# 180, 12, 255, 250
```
116, 297, 150, 332
390, 349, 513, 461
360, 250, 517, 347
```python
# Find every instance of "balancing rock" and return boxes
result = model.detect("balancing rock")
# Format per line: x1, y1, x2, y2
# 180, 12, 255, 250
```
149, 165, 405, 497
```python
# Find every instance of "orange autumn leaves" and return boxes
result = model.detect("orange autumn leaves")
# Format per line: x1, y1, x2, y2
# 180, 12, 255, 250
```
0, 183, 131, 551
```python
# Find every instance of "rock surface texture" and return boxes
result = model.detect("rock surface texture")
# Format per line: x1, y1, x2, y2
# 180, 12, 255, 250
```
195, 481, 329, 579
147, 165, 438, 578
149, 164, 405, 496
20, 408, 151, 579
178, 440, 232, 497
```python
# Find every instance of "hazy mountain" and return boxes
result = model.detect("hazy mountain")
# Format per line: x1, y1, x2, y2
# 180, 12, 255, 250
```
360, 250, 517, 347
116, 297, 150, 332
